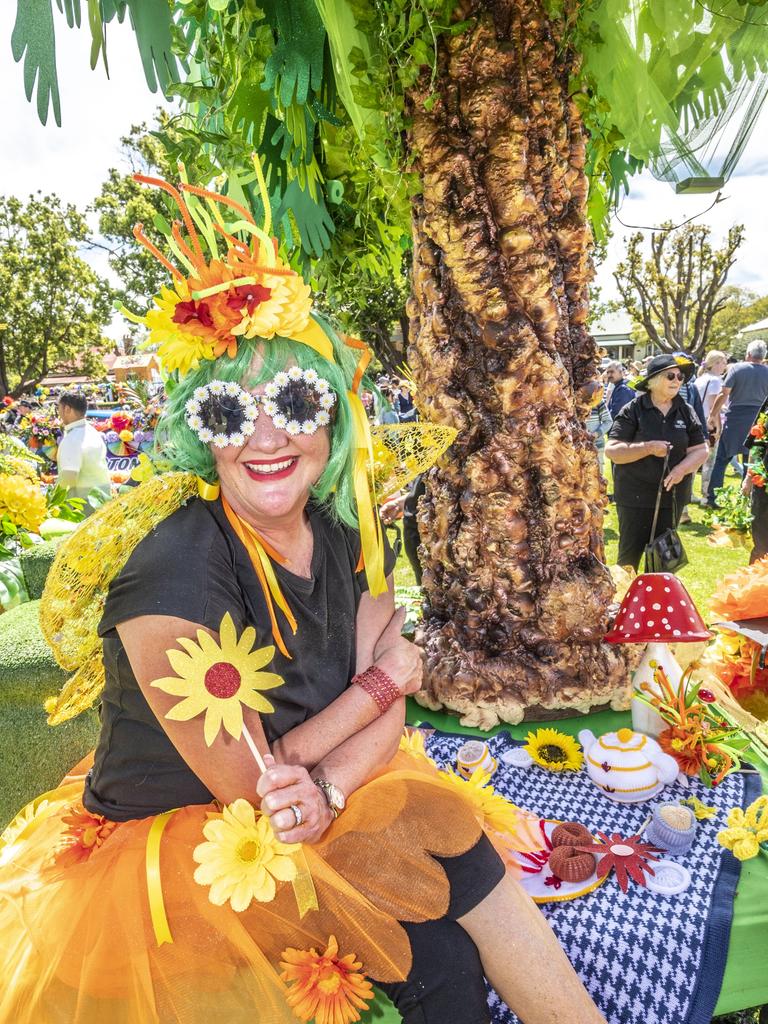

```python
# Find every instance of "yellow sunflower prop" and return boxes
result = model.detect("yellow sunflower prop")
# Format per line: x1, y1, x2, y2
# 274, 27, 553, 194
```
438, 767, 523, 838
192, 798, 299, 910
151, 612, 284, 748
523, 728, 583, 772
280, 934, 374, 1024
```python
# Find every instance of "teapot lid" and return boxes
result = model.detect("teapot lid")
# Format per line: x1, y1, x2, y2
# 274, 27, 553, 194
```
599, 727, 648, 752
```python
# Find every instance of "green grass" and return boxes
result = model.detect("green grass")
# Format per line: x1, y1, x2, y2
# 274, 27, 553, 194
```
392, 465, 752, 622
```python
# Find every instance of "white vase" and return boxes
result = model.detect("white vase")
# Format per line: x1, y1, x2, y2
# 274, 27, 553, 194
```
630, 642, 683, 738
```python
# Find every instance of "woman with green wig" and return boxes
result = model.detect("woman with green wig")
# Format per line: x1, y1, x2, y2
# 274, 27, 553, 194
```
0, 176, 606, 1024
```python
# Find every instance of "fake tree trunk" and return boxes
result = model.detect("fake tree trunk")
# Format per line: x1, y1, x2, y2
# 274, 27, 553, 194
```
407, 0, 629, 728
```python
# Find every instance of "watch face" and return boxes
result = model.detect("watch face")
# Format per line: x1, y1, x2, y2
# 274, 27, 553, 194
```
328, 784, 346, 811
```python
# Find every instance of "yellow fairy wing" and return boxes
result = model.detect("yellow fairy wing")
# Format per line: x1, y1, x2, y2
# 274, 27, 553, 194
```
370, 423, 457, 503
41, 472, 199, 724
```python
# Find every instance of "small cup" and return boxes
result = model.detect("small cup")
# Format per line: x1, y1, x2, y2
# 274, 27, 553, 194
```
646, 802, 697, 855
457, 740, 497, 779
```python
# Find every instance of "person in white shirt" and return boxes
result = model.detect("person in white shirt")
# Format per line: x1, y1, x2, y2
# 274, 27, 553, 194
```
56, 391, 111, 507
695, 350, 728, 502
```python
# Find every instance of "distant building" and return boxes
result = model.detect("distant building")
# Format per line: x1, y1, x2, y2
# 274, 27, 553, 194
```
110, 354, 162, 382
591, 312, 636, 363
738, 316, 768, 343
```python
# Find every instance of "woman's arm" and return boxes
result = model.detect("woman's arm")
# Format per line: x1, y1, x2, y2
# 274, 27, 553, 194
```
663, 443, 709, 490
605, 439, 670, 464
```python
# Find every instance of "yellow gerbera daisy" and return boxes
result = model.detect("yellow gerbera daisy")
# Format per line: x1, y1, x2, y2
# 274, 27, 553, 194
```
144, 283, 216, 376
280, 934, 373, 1024
193, 798, 299, 910
438, 766, 523, 839
398, 727, 436, 765
523, 728, 583, 772
151, 612, 284, 746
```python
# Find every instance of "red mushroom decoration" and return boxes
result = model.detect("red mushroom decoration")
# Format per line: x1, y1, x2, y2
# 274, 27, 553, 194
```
605, 573, 710, 737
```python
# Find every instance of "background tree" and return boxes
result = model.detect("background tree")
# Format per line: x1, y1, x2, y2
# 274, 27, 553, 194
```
614, 223, 744, 360
0, 195, 112, 397
708, 285, 768, 358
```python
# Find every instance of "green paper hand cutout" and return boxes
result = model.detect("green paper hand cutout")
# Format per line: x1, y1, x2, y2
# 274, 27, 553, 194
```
12, 0, 61, 126
260, 0, 326, 108
274, 179, 335, 260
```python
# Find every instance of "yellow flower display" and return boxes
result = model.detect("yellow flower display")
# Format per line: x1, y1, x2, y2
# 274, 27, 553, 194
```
438, 766, 522, 839
151, 612, 284, 746
279, 934, 374, 1024
680, 797, 717, 821
523, 728, 583, 772
717, 796, 768, 861
0, 473, 47, 533
193, 798, 299, 910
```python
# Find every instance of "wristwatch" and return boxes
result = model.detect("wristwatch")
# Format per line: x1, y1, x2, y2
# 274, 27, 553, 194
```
313, 778, 346, 819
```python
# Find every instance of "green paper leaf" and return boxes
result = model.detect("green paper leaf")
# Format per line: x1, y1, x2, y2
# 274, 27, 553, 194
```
11, 0, 62, 127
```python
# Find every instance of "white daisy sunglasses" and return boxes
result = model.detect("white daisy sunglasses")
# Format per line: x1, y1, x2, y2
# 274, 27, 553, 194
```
184, 369, 337, 449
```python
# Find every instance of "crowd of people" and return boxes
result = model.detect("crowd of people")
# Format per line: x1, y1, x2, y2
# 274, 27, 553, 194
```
591, 340, 768, 569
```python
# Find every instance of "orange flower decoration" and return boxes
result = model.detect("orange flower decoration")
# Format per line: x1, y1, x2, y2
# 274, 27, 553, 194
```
54, 806, 118, 867
280, 935, 373, 1024
710, 556, 768, 621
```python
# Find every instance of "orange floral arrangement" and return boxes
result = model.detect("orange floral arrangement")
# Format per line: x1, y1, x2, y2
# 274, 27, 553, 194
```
709, 556, 768, 621
54, 806, 118, 867
124, 165, 329, 377
279, 935, 373, 1024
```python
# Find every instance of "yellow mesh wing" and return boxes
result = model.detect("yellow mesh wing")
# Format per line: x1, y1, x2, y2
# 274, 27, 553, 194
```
41, 472, 198, 724
371, 424, 457, 502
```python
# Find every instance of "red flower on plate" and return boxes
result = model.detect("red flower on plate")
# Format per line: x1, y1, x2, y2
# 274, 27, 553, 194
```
577, 832, 663, 892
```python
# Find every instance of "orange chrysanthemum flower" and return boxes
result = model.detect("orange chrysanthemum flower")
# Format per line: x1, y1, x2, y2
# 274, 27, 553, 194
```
280, 935, 373, 1024
54, 806, 118, 867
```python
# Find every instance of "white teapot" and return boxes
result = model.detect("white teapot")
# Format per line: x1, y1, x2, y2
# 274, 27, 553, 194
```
578, 726, 679, 803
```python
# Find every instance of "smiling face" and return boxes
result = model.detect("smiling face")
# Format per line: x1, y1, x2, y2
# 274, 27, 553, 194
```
211, 354, 332, 527
647, 367, 685, 403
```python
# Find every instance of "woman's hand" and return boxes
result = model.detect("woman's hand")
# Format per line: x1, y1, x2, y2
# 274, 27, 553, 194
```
257, 754, 333, 844
372, 606, 423, 696
663, 464, 687, 490
645, 439, 671, 458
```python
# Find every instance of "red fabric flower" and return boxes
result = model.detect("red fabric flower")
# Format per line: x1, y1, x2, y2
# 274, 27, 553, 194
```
226, 283, 272, 315
172, 299, 214, 327
577, 832, 662, 892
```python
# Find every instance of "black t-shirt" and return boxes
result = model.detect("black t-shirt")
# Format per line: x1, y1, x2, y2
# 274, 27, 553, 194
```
608, 393, 706, 509
84, 497, 396, 821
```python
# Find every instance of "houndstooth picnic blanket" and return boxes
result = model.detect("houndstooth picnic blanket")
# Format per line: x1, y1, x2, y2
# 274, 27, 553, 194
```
424, 730, 761, 1024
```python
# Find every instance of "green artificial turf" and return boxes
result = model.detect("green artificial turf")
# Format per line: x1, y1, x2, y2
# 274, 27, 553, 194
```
0, 599, 99, 829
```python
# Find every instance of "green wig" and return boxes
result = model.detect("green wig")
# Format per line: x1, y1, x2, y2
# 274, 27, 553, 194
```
155, 317, 365, 528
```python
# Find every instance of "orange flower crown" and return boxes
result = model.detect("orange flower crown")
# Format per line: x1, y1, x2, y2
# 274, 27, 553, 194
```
122, 158, 333, 376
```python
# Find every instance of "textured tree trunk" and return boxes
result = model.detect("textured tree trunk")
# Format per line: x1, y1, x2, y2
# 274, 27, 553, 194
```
406, 0, 629, 729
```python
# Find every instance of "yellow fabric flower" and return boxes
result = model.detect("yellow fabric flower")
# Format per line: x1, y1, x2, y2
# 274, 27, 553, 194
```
280, 934, 374, 1024
398, 728, 435, 765
438, 767, 522, 839
746, 795, 768, 832
680, 797, 717, 821
151, 611, 284, 746
193, 799, 299, 910
144, 283, 216, 376
717, 826, 761, 861
0, 473, 46, 532
523, 728, 583, 772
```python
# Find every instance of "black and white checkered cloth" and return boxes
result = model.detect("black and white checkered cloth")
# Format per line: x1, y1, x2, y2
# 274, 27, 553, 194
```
425, 730, 758, 1024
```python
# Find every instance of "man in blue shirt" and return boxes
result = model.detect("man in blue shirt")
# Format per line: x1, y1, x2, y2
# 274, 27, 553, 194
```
605, 361, 635, 418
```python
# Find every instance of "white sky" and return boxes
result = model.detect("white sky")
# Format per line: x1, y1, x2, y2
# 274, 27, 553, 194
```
2, 5, 768, 343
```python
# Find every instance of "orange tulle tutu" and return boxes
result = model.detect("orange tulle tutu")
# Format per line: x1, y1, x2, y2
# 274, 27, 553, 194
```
0, 750, 539, 1024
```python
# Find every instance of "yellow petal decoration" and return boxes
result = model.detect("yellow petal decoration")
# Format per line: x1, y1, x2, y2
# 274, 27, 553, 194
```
438, 766, 523, 840
523, 728, 584, 772
192, 798, 299, 910
717, 795, 768, 861
680, 797, 717, 821
151, 612, 284, 746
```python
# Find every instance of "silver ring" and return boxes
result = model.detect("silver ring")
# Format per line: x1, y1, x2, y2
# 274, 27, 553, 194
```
290, 803, 303, 827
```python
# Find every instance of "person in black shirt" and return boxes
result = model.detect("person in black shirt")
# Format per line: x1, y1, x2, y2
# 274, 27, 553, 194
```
606, 354, 708, 569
